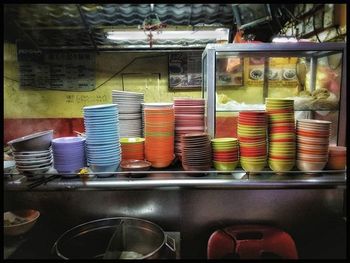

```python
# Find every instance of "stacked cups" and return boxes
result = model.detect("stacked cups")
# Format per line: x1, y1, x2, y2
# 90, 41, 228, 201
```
266, 99, 296, 172
143, 103, 175, 168
52, 137, 86, 177
296, 119, 331, 171
237, 111, 267, 172
211, 138, 239, 171
83, 104, 121, 176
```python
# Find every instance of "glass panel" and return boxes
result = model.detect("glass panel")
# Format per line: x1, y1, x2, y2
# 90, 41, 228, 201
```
215, 52, 264, 137
210, 48, 343, 143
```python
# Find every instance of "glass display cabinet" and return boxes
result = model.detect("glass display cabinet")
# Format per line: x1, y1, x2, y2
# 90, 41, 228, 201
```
202, 43, 346, 146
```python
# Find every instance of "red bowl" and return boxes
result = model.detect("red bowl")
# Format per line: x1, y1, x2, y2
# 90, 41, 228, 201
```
269, 155, 295, 160
297, 149, 327, 155
269, 138, 295, 143
238, 136, 266, 141
214, 154, 238, 159
213, 157, 239, 162
270, 127, 295, 132
296, 130, 329, 138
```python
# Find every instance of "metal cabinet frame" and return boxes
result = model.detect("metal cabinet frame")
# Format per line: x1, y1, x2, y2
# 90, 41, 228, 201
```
201, 43, 346, 146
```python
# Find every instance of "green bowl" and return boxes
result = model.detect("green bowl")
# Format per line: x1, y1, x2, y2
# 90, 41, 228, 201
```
213, 160, 238, 171
240, 161, 266, 172
211, 138, 238, 143
269, 160, 295, 172
120, 137, 145, 144
240, 157, 267, 163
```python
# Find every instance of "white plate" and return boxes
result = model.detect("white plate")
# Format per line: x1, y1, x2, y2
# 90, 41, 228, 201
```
16, 161, 53, 169
4, 161, 16, 173
15, 156, 52, 164
17, 166, 51, 174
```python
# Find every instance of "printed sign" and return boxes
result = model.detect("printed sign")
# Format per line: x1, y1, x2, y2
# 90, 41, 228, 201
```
18, 50, 95, 91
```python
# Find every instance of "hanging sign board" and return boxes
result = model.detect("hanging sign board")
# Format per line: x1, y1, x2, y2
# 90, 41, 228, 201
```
17, 49, 95, 91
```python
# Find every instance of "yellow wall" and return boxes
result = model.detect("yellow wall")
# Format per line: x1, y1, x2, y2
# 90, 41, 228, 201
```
4, 43, 201, 118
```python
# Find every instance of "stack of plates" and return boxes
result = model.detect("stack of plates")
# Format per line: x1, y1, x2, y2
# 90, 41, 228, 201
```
237, 111, 267, 172
13, 148, 53, 180
266, 99, 296, 172
181, 133, 212, 171
174, 98, 205, 159
120, 137, 145, 161
52, 137, 86, 177
296, 119, 331, 171
112, 90, 144, 137
211, 138, 239, 171
83, 104, 121, 176
143, 103, 175, 168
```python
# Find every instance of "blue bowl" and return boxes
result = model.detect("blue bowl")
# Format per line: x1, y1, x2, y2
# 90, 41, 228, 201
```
89, 163, 120, 177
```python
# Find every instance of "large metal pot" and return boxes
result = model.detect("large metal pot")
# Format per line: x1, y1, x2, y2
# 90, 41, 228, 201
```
52, 217, 176, 259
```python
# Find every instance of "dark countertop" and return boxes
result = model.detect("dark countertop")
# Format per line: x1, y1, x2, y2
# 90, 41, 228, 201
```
4, 216, 181, 259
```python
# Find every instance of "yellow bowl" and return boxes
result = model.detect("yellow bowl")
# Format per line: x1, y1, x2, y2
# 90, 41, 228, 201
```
120, 137, 145, 144
213, 160, 238, 171
212, 146, 238, 151
240, 161, 266, 172
269, 160, 295, 172
211, 138, 238, 143
240, 157, 267, 163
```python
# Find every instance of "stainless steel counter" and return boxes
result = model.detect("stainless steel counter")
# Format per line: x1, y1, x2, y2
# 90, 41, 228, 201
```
3, 168, 347, 259
4, 169, 346, 191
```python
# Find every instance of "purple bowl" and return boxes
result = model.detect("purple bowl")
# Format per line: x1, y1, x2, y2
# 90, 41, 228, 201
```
52, 137, 86, 145
54, 163, 86, 173
52, 145, 85, 151
54, 157, 86, 164
53, 151, 86, 157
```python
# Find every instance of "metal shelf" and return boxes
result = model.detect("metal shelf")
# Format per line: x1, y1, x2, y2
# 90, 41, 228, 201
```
4, 169, 346, 191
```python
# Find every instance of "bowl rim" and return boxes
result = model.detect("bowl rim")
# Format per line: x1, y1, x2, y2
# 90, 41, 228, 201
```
8, 130, 54, 145
4, 209, 40, 228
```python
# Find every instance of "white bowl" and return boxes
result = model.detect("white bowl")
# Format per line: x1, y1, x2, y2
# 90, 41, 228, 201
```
4, 210, 40, 236
296, 160, 327, 171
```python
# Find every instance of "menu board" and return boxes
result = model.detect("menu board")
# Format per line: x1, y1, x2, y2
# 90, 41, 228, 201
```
168, 52, 202, 90
17, 50, 95, 91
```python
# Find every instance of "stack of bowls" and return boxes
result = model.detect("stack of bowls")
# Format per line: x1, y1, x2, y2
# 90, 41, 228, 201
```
52, 137, 86, 177
296, 119, 331, 171
173, 98, 205, 160
211, 138, 239, 171
237, 111, 267, 172
266, 98, 296, 172
112, 90, 144, 138
120, 137, 145, 161
12, 149, 53, 180
326, 146, 346, 170
83, 104, 121, 176
7, 130, 54, 180
143, 103, 175, 168
181, 133, 212, 171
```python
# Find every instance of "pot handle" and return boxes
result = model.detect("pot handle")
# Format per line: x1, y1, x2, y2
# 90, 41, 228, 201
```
165, 234, 176, 252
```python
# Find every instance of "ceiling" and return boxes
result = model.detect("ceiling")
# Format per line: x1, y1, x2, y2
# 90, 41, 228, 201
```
4, 4, 294, 51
